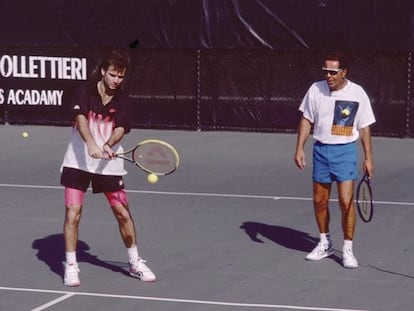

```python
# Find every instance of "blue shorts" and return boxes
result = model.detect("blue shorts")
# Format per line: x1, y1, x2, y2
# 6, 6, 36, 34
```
312, 141, 357, 183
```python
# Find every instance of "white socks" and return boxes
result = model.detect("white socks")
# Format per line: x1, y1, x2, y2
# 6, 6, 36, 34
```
320, 233, 331, 244
343, 239, 353, 249
66, 251, 77, 264
127, 246, 139, 262
319, 234, 354, 250
66, 247, 140, 264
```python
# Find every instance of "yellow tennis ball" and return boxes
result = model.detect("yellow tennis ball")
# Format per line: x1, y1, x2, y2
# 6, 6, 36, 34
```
147, 173, 158, 184
342, 108, 351, 117
22, 131, 29, 138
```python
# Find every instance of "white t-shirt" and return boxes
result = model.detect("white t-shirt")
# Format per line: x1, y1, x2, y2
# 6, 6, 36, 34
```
299, 79, 376, 144
61, 128, 128, 176
61, 82, 130, 176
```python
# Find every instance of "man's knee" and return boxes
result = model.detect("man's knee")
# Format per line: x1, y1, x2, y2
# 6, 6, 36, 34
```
65, 204, 82, 225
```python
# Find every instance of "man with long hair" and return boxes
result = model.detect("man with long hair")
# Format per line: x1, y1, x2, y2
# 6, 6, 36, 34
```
60, 50, 156, 286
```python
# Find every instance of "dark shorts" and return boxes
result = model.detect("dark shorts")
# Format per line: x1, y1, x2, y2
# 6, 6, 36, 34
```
61, 167, 125, 193
312, 141, 357, 183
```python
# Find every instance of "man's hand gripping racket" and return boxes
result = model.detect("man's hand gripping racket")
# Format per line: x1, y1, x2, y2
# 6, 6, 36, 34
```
116, 139, 180, 178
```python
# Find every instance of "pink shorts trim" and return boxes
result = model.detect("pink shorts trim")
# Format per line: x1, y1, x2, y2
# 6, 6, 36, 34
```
65, 187, 85, 206
105, 189, 129, 207
64, 188, 128, 207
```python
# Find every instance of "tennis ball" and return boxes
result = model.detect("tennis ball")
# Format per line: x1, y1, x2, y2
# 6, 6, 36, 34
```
147, 173, 158, 184
22, 131, 29, 138
342, 108, 351, 117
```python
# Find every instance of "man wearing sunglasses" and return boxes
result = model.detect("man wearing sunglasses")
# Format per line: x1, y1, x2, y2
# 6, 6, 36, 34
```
294, 52, 375, 269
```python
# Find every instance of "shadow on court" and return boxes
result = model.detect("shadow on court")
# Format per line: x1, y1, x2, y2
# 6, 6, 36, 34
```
240, 222, 342, 264
32, 234, 129, 279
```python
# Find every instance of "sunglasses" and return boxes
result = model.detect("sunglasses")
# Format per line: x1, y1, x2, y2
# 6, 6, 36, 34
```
322, 67, 343, 75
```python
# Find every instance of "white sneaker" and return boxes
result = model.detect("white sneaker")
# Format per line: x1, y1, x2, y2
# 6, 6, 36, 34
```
128, 258, 156, 282
342, 247, 358, 268
306, 241, 333, 261
63, 262, 80, 287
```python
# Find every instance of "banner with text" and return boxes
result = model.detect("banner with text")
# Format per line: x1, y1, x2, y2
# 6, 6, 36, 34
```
0, 47, 92, 125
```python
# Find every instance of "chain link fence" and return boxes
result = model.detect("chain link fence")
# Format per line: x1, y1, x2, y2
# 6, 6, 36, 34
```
128, 49, 413, 137
1, 48, 412, 137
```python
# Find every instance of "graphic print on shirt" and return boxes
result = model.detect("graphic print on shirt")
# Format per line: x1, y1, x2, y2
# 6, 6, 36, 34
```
88, 110, 116, 144
331, 101, 359, 136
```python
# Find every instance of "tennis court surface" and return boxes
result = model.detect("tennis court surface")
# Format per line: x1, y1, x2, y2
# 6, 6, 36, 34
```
1, 124, 414, 311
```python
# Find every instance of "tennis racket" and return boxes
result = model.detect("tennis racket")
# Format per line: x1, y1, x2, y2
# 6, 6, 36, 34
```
116, 139, 180, 175
356, 173, 374, 222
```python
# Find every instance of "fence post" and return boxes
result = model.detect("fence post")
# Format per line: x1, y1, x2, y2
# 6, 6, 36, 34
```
196, 49, 201, 131
407, 51, 413, 137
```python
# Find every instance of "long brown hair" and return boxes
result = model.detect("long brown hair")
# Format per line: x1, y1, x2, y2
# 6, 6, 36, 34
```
90, 50, 131, 84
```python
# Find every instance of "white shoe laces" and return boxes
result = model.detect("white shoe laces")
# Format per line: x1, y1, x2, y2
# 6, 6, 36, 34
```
130, 258, 150, 272
66, 263, 80, 273
314, 242, 330, 254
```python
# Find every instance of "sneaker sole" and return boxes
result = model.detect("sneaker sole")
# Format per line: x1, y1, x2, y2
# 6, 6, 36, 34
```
343, 262, 358, 269
64, 281, 80, 287
129, 271, 156, 282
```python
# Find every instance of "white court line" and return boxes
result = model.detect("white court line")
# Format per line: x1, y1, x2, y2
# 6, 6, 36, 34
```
0, 183, 413, 206
0, 286, 367, 311
31, 293, 75, 311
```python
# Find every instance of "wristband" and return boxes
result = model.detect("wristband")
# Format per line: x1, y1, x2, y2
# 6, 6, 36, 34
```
104, 142, 112, 148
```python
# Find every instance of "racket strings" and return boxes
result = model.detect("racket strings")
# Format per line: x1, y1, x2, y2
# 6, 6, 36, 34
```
360, 185, 370, 213
357, 182, 372, 220
132, 143, 178, 175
